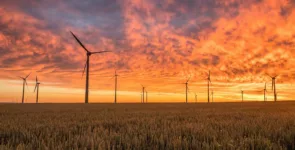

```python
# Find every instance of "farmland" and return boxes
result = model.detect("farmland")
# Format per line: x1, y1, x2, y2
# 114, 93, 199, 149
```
0, 102, 294, 149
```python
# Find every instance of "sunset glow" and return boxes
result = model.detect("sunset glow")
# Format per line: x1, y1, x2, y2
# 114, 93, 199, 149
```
0, 0, 295, 103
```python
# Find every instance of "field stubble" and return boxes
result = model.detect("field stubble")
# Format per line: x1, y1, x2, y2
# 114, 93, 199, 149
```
0, 102, 294, 149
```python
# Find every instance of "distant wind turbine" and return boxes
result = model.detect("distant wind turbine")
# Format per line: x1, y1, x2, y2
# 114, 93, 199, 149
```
206, 71, 211, 103
267, 74, 278, 102
19, 73, 31, 104
114, 70, 118, 104
241, 90, 244, 102
34, 76, 41, 103
194, 93, 197, 103
70, 31, 111, 103
184, 77, 190, 103
263, 82, 267, 102
141, 85, 145, 103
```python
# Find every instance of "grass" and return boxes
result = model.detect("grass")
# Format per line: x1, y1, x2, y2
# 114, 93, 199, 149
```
0, 102, 294, 149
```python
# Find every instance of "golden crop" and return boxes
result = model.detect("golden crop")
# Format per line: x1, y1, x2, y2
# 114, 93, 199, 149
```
0, 102, 294, 149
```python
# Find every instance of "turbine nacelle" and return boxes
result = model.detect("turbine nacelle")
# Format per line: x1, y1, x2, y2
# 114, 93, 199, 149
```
19, 72, 31, 81
267, 74, 279, 90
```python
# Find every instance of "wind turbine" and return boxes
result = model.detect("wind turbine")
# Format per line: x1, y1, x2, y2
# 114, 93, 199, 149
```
114, 70, 118, 104
267, 74, 278, 102
34, 76, 41, 103
184, 77, 190, 103
241, 90, 244, 102
70, 31, 111, 103
141, 85, 145, 103
263, 82, 267, 102
206, 71, 211, 103
194, 93, 197, 103
19, 73, 31, 104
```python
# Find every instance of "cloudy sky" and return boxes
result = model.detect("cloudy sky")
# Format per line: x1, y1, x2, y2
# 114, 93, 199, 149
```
0, 0, 294, 103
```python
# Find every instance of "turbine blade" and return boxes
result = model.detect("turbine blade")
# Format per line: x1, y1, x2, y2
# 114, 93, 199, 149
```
91, 51, 112, 54
34, 84, 37, 92
82, 61, 87, 78
70, 31, 90, 52
25, 81, 30, 92
18, 76, 24, 80
25, 72, 31, 79
36, 76, 38, 83
187, 76, 191, 83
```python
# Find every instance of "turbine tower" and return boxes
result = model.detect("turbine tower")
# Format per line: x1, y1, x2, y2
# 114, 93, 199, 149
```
184, 77, 190, 103
114, 70, 118, 104
141, 85, 145, 103
263, 82, 267, 102
70, 31, 111, 103
194, 93, 197, 103
19, 73, 31, 104
206, 71, 211, 103
34, 76, 41, 103
241, 90, 244, 102
268, 75, 278, 102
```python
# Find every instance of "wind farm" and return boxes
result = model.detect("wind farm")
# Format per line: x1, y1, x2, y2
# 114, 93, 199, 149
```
1, 0, 295, 149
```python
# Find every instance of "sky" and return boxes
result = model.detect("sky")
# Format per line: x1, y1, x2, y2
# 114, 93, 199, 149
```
0, 0, 295, 103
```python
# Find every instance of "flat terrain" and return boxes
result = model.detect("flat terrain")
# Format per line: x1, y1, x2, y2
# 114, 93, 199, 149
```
0, 102, 294, 149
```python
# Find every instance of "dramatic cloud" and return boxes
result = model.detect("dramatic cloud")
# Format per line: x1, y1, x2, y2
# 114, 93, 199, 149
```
0, 0, 295, 102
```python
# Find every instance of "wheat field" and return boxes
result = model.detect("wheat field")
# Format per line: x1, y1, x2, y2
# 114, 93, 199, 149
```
0, 102, 294, 149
